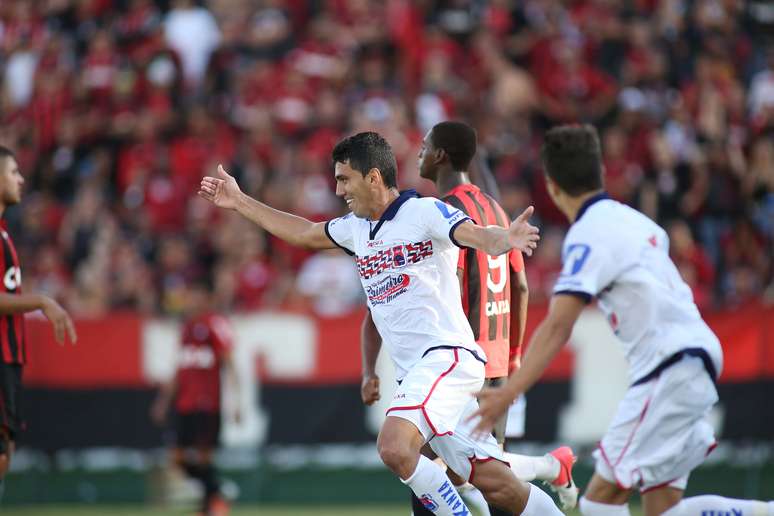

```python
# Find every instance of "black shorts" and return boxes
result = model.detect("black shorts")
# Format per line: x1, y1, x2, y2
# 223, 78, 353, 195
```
484, 377, 508, 445
0, 362, 23, 445
176, 411, 221, 449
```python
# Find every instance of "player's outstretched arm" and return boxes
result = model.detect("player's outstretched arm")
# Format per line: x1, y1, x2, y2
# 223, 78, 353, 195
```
470, 294, 584, 436
453, 206, 539, 257
199, 165, 336, 250
360, 310, 382, 406
0, 293, 76, 345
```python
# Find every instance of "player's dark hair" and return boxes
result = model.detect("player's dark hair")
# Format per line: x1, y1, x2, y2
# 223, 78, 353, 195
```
331, 132, 398, 188
0, 146, 15, 161
430, 121, 477, 171
541, 124, 604, 196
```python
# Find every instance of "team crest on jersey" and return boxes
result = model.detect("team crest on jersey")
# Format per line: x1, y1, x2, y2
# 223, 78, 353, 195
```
365, 274, 410, 305
356, 240, 433, 279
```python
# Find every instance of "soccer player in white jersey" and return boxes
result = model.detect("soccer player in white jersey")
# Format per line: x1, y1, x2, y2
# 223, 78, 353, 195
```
199, 132, 563, 516
472, 124, 774, 516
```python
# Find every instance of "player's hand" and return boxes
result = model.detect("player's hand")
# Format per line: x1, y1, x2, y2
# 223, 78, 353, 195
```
507, 206, 539, 257
468, 385, 514, 439
40, 296, 77, 345
361, 375, 380, 405
150, 399, 167, 426
198, 164, 243, 210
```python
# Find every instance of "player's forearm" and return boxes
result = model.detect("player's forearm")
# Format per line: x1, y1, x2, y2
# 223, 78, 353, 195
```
361, 312, 382, 378
0, 293, 47, 315
234, 192, 323, 249
503, 317, 570, 400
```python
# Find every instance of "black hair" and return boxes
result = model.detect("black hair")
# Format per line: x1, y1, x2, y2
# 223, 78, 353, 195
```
430, 121, 477, 171
541, 124, 604, 196
0, 146, 15, 161
331, 132, 398, 188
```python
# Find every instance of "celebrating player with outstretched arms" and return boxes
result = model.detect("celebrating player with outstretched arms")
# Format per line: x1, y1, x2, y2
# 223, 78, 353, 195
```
200, 132, 562, 516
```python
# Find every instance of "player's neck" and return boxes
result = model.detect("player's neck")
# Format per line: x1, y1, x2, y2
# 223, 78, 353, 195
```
565, 189, 605, 222
436, 171, 471, 197
369, 187, 400, 220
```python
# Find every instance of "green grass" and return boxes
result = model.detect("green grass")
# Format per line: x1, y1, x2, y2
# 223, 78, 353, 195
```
1, 503, 645, 515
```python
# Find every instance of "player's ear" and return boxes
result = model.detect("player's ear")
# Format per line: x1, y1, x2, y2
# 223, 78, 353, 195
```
367, 167, 382, 185
435, 148, 447, 165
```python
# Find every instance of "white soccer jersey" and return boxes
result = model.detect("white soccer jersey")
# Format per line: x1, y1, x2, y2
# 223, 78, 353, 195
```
553, 194, 723, 383
325, 190, 486, 380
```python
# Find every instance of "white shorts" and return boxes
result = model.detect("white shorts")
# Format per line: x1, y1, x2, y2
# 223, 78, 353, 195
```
387, 347, 506, 481
593, 355, 718, 492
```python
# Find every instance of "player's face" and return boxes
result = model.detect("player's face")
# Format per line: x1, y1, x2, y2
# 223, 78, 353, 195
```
0, 157, 23, 206
417, 130, 438, 181
334, 160, 373, 218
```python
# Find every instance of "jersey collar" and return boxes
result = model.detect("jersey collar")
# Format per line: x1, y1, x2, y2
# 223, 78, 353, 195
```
574, 191, 609, 223
369, 189, 418, 240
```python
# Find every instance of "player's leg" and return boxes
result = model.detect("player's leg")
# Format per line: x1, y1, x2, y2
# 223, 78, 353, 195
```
471, 459, 561, 515
379, 415, 472, 516
0, 433, 15, 501
641, 481, 774, 516
579, 473, 632, 515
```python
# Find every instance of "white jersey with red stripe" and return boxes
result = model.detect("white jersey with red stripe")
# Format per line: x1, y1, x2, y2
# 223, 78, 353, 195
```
325, 190, 485, 380
552, 194, 723, 384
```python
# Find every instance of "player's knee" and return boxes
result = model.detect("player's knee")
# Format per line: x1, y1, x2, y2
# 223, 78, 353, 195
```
377, 440, 416, 479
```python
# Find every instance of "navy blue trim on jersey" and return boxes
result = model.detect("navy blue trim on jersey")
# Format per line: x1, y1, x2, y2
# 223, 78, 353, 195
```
631, 347, 718, 387
574, 192, 610, 222
324, 221, 355, 256
422, 345, 487, 366
368, 189, 419, 240
554, 290, 592, 303
448, 217, 472, 248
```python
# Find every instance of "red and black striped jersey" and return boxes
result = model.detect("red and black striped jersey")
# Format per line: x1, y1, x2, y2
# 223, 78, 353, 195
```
0, 220, 26, 364
443, 184, 524, 378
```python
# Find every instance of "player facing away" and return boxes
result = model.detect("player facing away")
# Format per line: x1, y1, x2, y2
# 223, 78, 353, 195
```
151, 278, 241, 516
0, 146, 77, 500
360, 121, 578, 516
199, 132, 563, 515
471, 125, 774, 516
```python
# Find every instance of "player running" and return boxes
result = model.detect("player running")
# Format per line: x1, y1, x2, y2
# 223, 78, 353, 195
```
472, 125, 774, 516
360, 121, 577, 515
0, 146, 77, 500
199, 131, 563, 515
151, 278, 241, 516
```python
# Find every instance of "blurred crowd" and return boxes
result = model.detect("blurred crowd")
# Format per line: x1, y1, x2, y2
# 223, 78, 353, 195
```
0, 0, 772, 317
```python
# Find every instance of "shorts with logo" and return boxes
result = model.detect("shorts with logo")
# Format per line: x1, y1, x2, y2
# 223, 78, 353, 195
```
176, 411, 221, 449
593, 355, 718, 492
0, 362, 24, 446
387, 347, 506, 481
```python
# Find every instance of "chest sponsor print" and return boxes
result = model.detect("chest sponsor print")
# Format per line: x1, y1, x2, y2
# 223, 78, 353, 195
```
366, 274, 411, 305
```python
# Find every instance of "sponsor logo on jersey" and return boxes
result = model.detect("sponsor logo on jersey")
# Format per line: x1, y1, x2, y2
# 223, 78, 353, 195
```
356, 240, 433, 279
179, 345, 216, 369
561, 243, 591, 276
485, 299, 510, 316
366, 274, 411, 305
366, 239, 384, 248
4, 266, 21, 291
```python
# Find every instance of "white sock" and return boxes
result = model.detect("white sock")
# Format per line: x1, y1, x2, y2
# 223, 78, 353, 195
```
402, 455, 472, 516
521, 483, 563, 515
457, 482, 490, 516
662, 495, 774, 516
503, 452, 559, 482
579, 496, 632, 515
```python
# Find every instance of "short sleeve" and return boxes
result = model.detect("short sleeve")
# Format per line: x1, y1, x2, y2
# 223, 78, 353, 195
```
552, 240, 619, 303
421, 198, 471, 247
324, 214, 355, 255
